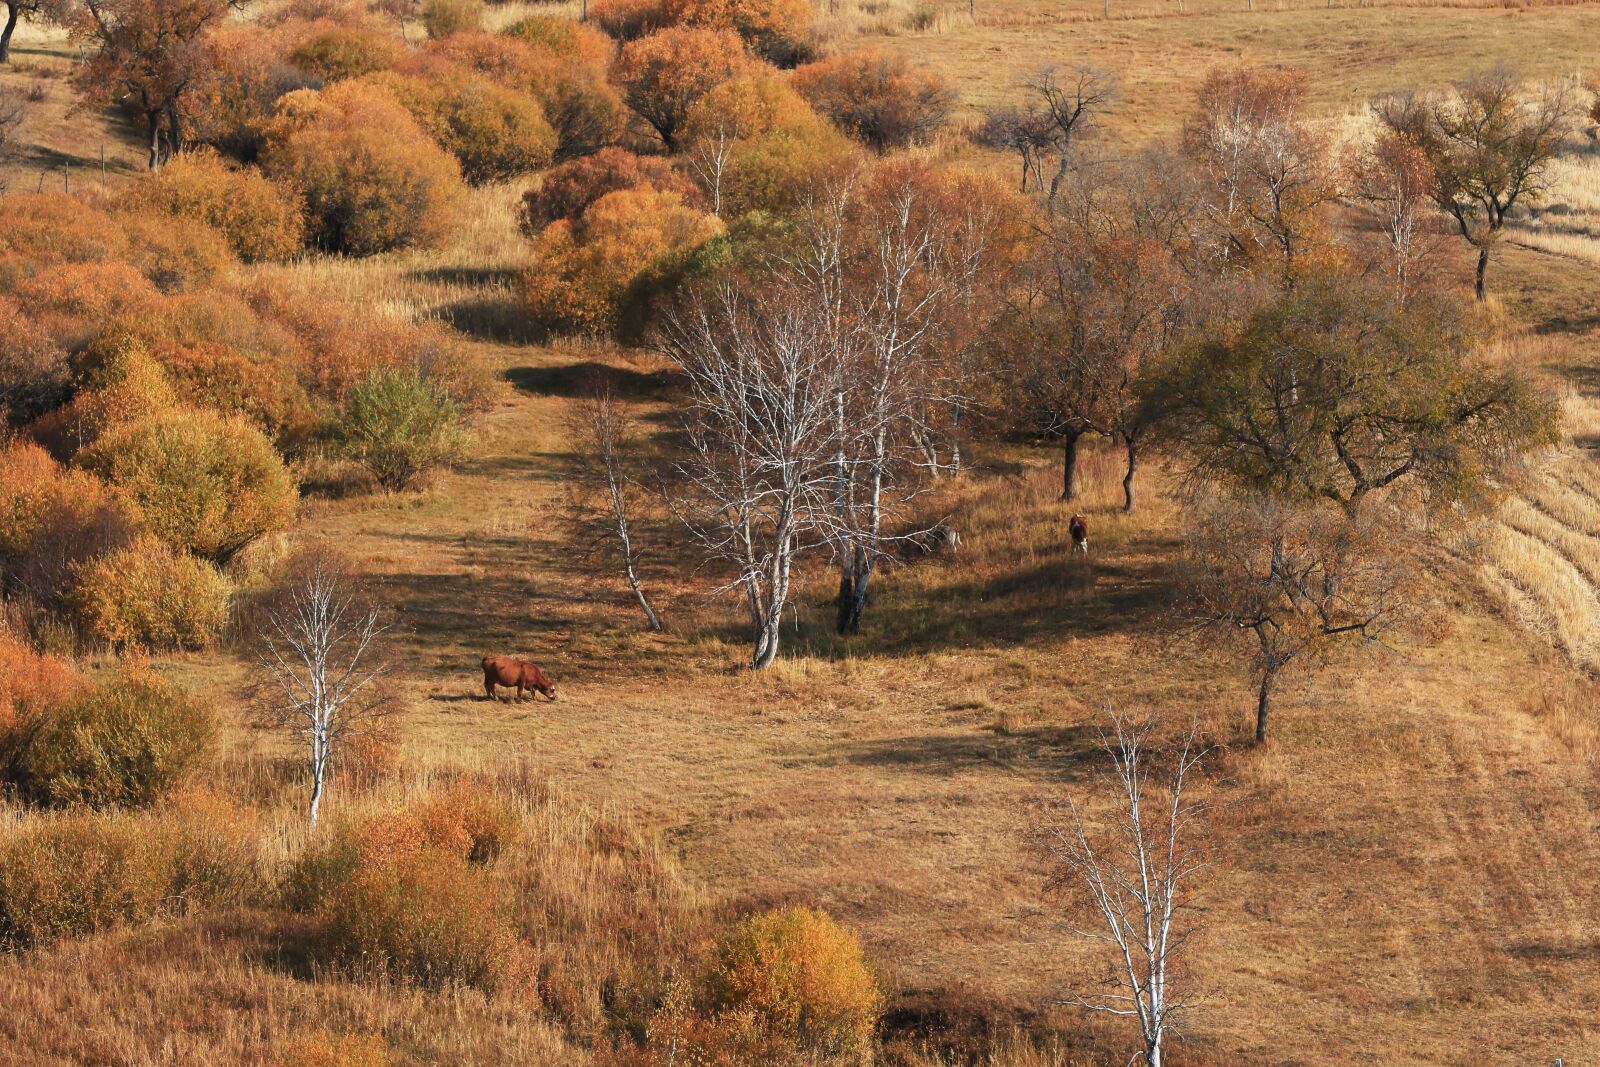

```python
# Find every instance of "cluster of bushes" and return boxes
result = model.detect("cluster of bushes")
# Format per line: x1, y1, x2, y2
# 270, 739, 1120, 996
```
0, 186, 482, 648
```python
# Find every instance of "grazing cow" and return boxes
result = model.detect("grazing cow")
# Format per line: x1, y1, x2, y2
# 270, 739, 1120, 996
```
1069, 514, 1088, 555
482, 655, 557, 702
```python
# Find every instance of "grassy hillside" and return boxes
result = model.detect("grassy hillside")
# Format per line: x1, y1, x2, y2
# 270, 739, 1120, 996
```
4, 4, 1600, 1065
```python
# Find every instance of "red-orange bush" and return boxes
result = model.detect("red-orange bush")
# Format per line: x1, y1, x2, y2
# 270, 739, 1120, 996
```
519, 147, 700, 234
590, 0, 670, 40
0, 442, 139, 608
665, 0, 812, 65
521, 187, 723, 334
288, 24, 406, 82
114, 212, 238, 294
190, 23, 319, 161
0, 294, 69, 425
262, 82, 465, 255
120, 147, 306, 262
12, 262, 160, 351
0, 632, 80, 774
792, 49, 956, 152
0, 193, 129, 265
501, 14, 615, 67
615, 26, 756, 150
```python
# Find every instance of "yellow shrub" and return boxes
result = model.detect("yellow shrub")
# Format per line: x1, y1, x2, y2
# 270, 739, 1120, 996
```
0, 442, 138, 607
0, 811, 172, 946
614, 26, 754, 150
704, 907, 882, 1056
665, 0, 813, 64
372, 71, 557, 185
263, 81, 465, 256
501, 14, 614, 67
120, 148, 305, 263
521, 187, 723, 334
75, 406, 297, 564
289, 25, 406, 82
69, 535, 233, 651
8, 670, 218, 808
422, 0, 483, 38
114, 211, 238, 293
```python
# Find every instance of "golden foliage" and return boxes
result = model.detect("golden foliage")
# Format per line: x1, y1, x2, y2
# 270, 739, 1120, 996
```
792, 49, 956, 151
120, 148, 306, 263
288, 24, 406, 82
615, 26, 756, 149
372, 71, 557, 185
69, 535, 233, 652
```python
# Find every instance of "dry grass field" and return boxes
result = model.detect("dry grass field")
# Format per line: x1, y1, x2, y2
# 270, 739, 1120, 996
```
7, 3, 1600, 1065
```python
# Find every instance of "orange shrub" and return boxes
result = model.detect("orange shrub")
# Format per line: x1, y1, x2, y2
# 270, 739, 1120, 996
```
792, 49, 956, 152
413, 779, 522, 864
190, 23, 319, 162
615, 26, 755, 150
0, 193, 128, 265
0, 294, 69, 425
0, 631, 80, 776
242, 277, 492, 405
519, 147, 700, 233
69, 535, 233, 651
521, 187, 723, 333
422, 0, 483, 37
76, 407, 297, 564
262, 82, 465, 256
703, 907, 882, 1056
665, 0, 812, 65
13, 262, 160, 351
373, 72, 557, 185
287, 810, 528, 992
288, 24, 406, 82
590, 0, 670, 40
276, 1034, 392, 1067
114, 212, 238, 294
120, 147, 306, 262
682, 73, 852, 215
407, 33, 624, 161
44, 343, 178, 454
501, 14, 614, 67
0, 443, 138, 608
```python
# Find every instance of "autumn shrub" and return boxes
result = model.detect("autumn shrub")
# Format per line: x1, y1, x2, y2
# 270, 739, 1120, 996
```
0, 811, 172, 946
374, 72, 557, 185
41, 342, 178, 456
590, 0, 670, 40
0, 798, 254, 947
0, 442, 137, 608
0, 631, 80, 780
519, 147, 700, 234
114, 212, 238, 294
335, 367, 466, 490
792, 49, 956, 152
120, 148, 305, 262
288, 24, 406, 82
12, 261, 160, 351
0, 192, 128, 265
602, 990, 799, 1067
191, 23, 320, 162
422, 0, 484, 37
408, 33, 625, 161
8, 671, 217, 809
521, 187, 723, 334
615, 26, 755, 150
263, 82, 465, 256
241, 278, 492, 405
665, 0, 813, 65
286, 811, 528, 991
150, 339, 318, 448
682, 73, 852, 215
501, 14, 614, 67
76, 406, 297, 564
68, 535, 233, 651
0, 294, 69, 425
703, 906, 882, 1057
413, 779, 522, 864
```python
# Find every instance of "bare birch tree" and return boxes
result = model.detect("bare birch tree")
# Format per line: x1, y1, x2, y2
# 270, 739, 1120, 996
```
1037, 710, 1209, 1067
568, 378, 664, 632
659, 281, 843, 670
257, 558, 389, 827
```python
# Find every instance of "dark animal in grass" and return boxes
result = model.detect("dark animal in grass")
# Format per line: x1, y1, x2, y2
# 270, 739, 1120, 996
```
482, 656, 557, 701
1069, 514, 1088, 555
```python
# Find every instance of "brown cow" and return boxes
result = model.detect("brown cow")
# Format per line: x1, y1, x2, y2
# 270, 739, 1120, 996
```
482, 656, 557, 702
1069, 514, 1088, 555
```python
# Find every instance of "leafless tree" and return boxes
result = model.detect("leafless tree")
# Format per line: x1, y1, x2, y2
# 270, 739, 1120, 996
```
1014, 65, 1117, 205
974, 103, 1060, 194
659, 281, 843, 669
1037, 710, 1209, 1067
257, 558, 389, 827
1375, 70, 1577, 301
685, 123, 733, 217
568, 378, 664, 632
1181, 492, 1413, 743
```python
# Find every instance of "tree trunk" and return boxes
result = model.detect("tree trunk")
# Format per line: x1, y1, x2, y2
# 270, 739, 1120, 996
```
147, 112, 162, 171
1255, 664, 1276, 743
1474, 244, 1489, 302
834, 568, 855, 635
0, 5, 20, 64
1061, 430, 1084, 501
308, 731, 328, 827
1121, 437, 1137, 513
1146, 1039, 1162, 1067
623, 555, 662, 632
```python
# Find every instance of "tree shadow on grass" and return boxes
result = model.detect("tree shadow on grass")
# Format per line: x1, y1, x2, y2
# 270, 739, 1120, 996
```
505, 361, 680, 400
818, 722, 1103, 781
